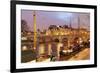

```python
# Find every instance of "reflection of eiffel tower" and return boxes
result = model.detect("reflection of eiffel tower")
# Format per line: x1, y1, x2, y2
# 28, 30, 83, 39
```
33, 11, 37, 49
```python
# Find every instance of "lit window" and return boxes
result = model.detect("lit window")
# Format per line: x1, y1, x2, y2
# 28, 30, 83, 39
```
22, 46, 27, 51
21, 37, 27, 40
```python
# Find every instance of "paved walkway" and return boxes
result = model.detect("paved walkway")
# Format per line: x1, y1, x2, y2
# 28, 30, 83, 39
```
68, 48, 90, 60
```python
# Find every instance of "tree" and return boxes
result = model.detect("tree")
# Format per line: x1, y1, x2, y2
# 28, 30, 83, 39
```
48, 25, 57, 30
37, 29, 41, 33
63, 25, 69, 29
21, 20, 29, 32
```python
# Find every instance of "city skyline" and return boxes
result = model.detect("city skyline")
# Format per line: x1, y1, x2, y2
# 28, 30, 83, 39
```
21, 10, 90, 31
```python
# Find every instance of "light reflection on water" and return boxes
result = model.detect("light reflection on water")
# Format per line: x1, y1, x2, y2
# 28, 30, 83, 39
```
38, 43, 63, 56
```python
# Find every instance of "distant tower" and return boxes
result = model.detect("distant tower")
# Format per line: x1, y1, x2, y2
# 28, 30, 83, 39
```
69, 16, 72, 29
33, 11, 37, 50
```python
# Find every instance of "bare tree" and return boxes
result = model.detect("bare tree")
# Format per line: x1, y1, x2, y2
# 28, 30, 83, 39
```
21, 20, 29, 32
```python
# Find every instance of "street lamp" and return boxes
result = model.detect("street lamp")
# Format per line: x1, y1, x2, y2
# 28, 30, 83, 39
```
33, 11, 37, 50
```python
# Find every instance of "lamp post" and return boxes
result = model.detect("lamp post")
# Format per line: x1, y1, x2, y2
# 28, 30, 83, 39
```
78, 14, 80, 37
68, 15, 72, 48
77, 14, 80, 45
33, 11, 37, 50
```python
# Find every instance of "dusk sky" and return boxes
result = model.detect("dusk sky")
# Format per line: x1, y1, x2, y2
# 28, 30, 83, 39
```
21, 10, 90, 31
